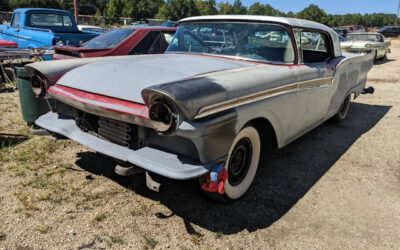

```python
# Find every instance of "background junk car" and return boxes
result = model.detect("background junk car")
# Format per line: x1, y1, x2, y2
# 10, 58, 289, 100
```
26, 15, 374, 200
53, 27, 176, 59
341, 32, 391, 61
0, 8, 99, 50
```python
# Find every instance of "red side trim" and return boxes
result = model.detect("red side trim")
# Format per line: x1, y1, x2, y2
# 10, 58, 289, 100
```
48, 84, 149, 119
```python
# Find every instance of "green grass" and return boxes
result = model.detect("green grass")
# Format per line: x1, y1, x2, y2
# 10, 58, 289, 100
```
143, 235, 158, 249
110, 235, 124, 244
92, 212, 107, 223
0, 232, 6, 241
36, 226, 50, 234
190, 233, 202, 245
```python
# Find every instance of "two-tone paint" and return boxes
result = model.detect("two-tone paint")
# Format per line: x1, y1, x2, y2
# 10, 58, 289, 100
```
28, 15, 374, 180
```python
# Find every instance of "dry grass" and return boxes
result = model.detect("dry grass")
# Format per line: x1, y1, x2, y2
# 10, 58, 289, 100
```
1, 47, 400, 249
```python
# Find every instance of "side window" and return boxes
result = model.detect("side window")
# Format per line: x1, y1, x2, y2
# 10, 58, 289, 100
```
147, 33, 164, 54
297, 31, 330, 63
11, 13, 20, 28
162, 31, 175, 45
247, 29, 295, 63
63, 16, 73, 27
130, 31, 163, 55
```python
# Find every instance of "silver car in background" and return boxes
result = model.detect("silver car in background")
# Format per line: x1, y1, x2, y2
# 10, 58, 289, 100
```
341, 32, 391, 61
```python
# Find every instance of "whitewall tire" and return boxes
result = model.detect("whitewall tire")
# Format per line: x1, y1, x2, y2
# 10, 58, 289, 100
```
224, 126, 261, 200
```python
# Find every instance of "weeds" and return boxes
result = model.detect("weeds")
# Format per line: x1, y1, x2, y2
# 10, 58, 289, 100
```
110, 235, 124, 244
92, 212, 107, 223
36, 226, 50, 234
190, 233, 202, 245
0, 232, 6, 241
143, 235, 158, 249
214, 231, 223, 239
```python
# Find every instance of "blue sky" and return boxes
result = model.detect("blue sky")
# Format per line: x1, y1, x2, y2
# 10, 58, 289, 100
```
224, 0, 399, 15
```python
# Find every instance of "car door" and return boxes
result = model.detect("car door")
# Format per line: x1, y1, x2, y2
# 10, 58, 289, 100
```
290, 30, 335, 134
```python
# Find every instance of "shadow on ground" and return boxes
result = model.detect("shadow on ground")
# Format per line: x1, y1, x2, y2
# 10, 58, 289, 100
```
374, 58, 396, 65
75, 102, 390, 235
0, 133, 28, 149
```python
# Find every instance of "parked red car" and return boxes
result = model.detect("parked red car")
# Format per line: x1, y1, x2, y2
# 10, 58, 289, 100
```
339, 25, 366, 33
53, 27, 176, 59
0, 39, 17, 48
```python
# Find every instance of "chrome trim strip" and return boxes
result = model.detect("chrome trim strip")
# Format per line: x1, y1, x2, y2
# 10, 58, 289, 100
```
194, 77, 333, 119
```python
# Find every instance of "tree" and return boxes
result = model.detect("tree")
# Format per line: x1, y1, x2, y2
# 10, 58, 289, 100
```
217, 1, 230, 15
196, 0, 217, 16
9, 0, 61, 9
0, 0, 11, 11
296, 4, 327, 24
248, 2, 264, 15
230, 0, 246, 15
156, 0, 199, 20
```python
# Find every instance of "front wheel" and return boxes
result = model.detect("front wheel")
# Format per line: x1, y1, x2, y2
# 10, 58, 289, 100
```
331, 94, 351, 123
201, 126, 261, 201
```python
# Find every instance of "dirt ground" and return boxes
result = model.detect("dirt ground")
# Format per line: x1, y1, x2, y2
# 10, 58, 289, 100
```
0, 41, 399, 250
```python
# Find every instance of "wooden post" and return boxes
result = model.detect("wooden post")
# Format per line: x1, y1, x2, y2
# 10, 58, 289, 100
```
74, 0, 78, 24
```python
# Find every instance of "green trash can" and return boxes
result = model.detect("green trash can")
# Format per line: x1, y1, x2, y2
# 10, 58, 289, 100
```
16, 67, 49, 126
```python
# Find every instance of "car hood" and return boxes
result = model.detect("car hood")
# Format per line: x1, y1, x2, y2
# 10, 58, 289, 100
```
341, 41, 372, 48
56, 54, 255, 104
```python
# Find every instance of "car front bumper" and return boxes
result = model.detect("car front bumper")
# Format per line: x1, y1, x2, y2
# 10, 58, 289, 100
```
36, 112, 215, 180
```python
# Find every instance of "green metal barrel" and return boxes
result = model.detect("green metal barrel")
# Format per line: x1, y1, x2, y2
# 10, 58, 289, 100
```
16, 67, 49, 125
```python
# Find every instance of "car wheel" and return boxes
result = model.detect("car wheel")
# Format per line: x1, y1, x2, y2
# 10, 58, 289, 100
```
373, 51, 378, 62
200, 125, 261, 201
331, 94, 351, 123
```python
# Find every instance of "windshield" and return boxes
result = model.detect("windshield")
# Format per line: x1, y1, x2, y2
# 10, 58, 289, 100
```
166, 23, 295, 64
82, 29, 135, 49
346, 34, 382, 42
30, 13, 73, 27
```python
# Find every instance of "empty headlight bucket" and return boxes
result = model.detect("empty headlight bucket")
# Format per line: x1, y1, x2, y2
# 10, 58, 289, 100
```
31, 74, 48, 98
365, 44, 372, 50
148, 98, 178, 135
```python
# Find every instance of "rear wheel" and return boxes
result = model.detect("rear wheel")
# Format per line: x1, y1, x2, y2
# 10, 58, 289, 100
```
331, 94, 351, 123
200, 126, 261, 201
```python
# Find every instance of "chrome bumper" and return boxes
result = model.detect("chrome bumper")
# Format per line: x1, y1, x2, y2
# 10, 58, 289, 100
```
36, 112, 213, 180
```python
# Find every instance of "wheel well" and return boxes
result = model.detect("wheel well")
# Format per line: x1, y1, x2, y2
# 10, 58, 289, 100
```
245, 118, 278, 149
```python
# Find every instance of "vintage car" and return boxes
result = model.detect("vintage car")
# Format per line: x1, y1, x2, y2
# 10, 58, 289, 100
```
53, 27, 176, 59
339, 25, 366, 33
0, 8, 99, 50
26, 15, 373, 200
340, 32, 391, 61
377, 26, 400, 38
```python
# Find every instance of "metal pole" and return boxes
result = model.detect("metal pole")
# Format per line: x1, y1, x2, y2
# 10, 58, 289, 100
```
396, 0, 400, 26
74, 0, 78, 24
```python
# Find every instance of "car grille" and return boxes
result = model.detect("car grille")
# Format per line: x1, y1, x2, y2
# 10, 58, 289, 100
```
98, 117, 132, 147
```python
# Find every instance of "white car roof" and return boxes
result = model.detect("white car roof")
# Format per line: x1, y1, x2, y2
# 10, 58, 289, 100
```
179, 15, 342, 57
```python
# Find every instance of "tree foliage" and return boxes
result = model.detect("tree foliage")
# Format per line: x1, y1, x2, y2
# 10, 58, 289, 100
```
155, 0, 199, 20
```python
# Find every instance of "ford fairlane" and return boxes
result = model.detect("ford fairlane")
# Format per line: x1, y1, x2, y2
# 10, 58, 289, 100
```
26, 16, 374, 200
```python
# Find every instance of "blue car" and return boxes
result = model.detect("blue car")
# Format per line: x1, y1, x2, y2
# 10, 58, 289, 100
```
0, 8, 99, 49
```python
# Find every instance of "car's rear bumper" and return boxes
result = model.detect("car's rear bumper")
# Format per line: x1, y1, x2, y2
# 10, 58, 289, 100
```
36, 112, 214, 180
